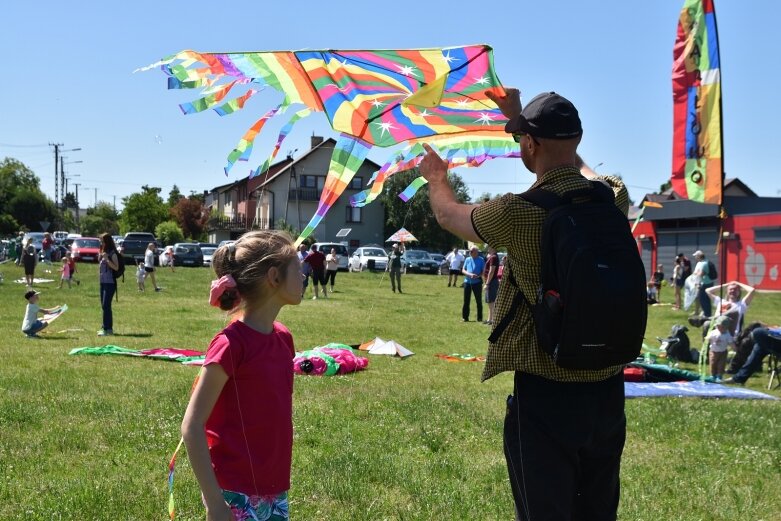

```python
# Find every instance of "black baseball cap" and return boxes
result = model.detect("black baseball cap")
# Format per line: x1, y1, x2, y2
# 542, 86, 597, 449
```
24, 290, 40, 300
505, 92, 582, 139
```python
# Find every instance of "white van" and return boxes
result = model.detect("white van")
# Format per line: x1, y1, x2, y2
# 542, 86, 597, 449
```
312, 242, 349, 271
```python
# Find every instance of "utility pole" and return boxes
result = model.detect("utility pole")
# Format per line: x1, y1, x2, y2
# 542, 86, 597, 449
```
50, 143, 62, 207
74, 183, 81, 232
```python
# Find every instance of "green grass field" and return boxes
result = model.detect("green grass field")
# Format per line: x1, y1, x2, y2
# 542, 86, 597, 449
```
0, 261, 779, 520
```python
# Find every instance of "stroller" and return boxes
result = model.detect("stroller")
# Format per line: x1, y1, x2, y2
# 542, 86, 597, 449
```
658, 324, 697, 364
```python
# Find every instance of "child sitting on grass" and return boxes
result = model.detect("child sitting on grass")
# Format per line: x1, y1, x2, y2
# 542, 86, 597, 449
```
181, 230, 303, 521
21, 290, 57, 338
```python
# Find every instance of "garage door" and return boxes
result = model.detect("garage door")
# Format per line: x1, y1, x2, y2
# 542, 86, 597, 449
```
657, 228, 720, 282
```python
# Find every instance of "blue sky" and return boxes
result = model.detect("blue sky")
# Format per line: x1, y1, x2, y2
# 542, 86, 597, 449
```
1, 0, 778, 210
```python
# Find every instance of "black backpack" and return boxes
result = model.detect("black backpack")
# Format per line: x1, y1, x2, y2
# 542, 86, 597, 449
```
662, 324, 695, 363
707, 260, 718, 280
110, 250, 125, 301
489, 181, 648, 370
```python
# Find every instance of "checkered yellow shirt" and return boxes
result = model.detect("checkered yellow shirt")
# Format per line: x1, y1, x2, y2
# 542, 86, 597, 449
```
472, 166, 630, 382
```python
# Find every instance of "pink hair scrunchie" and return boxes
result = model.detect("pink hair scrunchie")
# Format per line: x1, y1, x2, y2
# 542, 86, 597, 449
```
209, 275, 238, 308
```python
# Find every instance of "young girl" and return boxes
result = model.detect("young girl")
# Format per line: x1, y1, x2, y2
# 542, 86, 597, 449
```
182, 231, 303, 521
58, 257, 71, 289
144, 242, 161, 292
136, 261, 146, 291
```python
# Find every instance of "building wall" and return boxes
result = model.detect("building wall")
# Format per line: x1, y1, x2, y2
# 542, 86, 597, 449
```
633, 214, 781, 290
261, 146, 385, 246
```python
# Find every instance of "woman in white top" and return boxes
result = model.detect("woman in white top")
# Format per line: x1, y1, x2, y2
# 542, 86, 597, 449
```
325, 248, 340, 293
144, 243, 162, 292
705, 280, 755, 336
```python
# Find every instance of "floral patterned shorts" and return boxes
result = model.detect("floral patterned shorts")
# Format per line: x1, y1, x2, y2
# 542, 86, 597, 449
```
222, 490, 289, 521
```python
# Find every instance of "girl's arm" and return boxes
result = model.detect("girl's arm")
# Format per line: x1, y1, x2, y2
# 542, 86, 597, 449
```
181, 364, 234, 521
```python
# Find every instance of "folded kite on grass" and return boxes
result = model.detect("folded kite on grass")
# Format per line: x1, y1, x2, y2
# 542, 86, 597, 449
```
69, 345, 205, 365
435, 353, 485, 362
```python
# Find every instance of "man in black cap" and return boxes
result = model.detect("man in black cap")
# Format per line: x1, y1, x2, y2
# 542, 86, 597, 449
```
419, 88, 630, 520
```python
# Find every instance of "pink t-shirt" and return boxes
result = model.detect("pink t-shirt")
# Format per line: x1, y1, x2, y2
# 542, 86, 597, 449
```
204, 320, 295, 495
61, 263, 71, 279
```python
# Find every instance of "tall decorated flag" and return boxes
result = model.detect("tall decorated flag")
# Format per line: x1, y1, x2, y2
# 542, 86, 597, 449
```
672, 0, 723, 205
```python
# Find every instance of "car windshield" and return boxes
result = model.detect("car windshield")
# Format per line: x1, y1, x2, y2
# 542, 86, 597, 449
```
176, 245, 201, 254
201, 247, 216, 255
406, 251, 430, 259
74, 239, 100, 248
320, 244, 347, 255
364, 248, 386, 257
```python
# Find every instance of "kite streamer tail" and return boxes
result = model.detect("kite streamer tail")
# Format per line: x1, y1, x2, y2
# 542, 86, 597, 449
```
250, 108, 312, 178
167, 437, 185, 520
295, 135, 371, 246
224, 102, 289, 175
398, 177, 429, 202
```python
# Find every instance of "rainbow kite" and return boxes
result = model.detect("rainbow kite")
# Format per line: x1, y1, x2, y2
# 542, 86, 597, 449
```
672, 0, 723, 205
143, 46, 519, 243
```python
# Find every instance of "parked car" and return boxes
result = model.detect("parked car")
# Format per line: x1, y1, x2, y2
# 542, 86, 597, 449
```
173, 243, 204, 267
70, 237, 102, 262
349, 246, 389, 272
312, 242, 349, 271
428, 253, 448, 275
401, 250, 440, 274
121, 232, 159, 265
201, 246, 217, 267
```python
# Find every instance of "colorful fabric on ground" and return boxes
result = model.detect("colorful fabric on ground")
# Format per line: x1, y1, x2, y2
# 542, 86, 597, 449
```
144, 46, 512, 242
435, 353, 486, 362
293, 344, 369, 375
223, 490, 289, 521
672, 0, 722, 204
69, 345, 205, 365
625, 381, 777, 400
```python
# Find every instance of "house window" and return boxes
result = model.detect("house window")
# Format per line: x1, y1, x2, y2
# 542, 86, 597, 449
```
346, 206, 362, 223
755, 227, 781, 243
302, 175, 325, 190
349, 176, 363, 190
224, 192, 232, 205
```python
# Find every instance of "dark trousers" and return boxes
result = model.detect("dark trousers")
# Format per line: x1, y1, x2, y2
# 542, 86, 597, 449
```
698, 282, 713, 317
390, 267, 402, 292
504, 371, 625, 521
325, 269, 337, 288
100, 282, 116, 331
734, 328, 781, 383
462, 283, 482, 321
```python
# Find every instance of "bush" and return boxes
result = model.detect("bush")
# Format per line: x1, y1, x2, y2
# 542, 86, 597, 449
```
155, 220, 184, 245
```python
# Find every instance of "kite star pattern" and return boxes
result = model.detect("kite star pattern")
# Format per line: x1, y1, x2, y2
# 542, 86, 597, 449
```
145, 45, 517, 242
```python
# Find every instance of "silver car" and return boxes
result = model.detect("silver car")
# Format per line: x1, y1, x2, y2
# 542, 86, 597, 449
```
349, 246, 389, 272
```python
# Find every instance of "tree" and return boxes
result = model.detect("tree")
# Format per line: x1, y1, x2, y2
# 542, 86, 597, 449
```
167, 185, 184, 207
378, 168, 471, 252
80, 214, 119, 237
120, 185, 169, 234
170, 197, 208, 240
155, 220, 184, 245
8, 191, 58, 231
0, 157, 44, 232
88, 201, 120, 222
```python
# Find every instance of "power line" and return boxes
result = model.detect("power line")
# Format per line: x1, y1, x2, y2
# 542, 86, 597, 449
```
0, 142, 50, 148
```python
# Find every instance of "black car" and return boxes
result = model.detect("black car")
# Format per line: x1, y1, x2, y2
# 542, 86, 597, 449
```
401, 250, 440, 274
173, 243, 204, 267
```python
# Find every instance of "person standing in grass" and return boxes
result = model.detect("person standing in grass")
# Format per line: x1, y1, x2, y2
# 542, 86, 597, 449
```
22, 237, 37, 287
57, 257, 71, 289
325, 247, 339, 293
181, 230, 303, 521
388, 242, 404, 293
483, 247, 499, 325
144, 242, 162, 292
98, 233, 120, 336
421, 88, 630, 521
304, 244, 327, 300
66, 252, 80, 287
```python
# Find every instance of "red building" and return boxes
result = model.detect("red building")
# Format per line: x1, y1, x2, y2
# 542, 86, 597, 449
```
632, 179, 781, 290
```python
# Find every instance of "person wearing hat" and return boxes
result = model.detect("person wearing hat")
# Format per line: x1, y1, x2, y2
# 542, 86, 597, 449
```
21, 290, 57, 338
388, 242, 404, 293
419, 88, 630, 520
706, 315, 736, 381
691, 250, 715, 317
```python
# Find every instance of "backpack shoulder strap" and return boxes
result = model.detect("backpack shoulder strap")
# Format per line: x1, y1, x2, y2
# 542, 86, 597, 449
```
487, 262, 532, 344
519, 188, 563, 210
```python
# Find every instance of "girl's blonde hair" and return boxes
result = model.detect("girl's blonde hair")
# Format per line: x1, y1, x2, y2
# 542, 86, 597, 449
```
212, 230, 297, 311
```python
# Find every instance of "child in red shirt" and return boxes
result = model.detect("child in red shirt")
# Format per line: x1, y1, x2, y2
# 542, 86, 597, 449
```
182, 231, 304, 521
